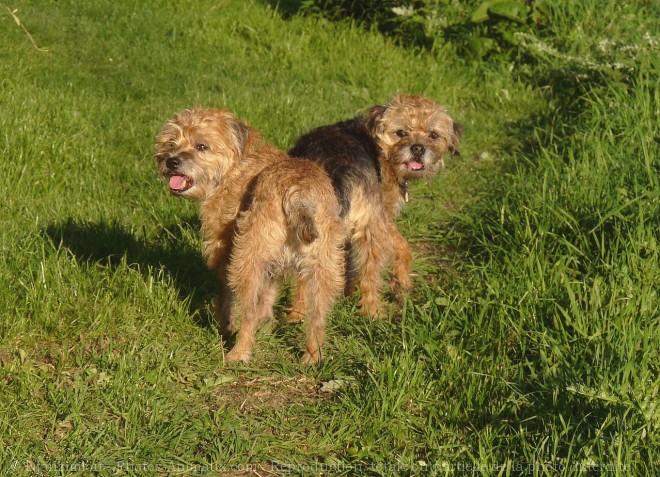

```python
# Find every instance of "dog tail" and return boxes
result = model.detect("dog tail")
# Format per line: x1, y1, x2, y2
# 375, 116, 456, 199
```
283, 187, 319, 245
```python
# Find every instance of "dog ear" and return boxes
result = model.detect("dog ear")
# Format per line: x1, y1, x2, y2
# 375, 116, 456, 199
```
229, 120, 250, 155
449, 122, 462, 157
365, 105, 387, 136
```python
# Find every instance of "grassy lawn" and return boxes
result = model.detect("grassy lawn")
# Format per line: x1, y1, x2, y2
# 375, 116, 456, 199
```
1, 0, 658, 475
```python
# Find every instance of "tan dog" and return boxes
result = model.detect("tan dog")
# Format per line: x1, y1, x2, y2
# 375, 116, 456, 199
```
367, 94, 461, 219
155, 108, 344, 364
288, 95, 460, 317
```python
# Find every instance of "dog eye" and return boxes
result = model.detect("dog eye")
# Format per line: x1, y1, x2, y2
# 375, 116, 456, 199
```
429, 131, 439, 140
195, 143, 208, 151
395, 129, 408, 138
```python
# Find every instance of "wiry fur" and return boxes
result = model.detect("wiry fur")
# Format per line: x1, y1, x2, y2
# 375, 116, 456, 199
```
288, 95, 461, 318
155, 108, 344, 364
366, 94, 461, 218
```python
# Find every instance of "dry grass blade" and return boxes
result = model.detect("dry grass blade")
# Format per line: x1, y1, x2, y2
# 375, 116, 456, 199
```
2, 3, 49, 52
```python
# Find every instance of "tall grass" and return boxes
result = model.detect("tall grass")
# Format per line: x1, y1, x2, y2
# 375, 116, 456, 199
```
448, 69, 659, 470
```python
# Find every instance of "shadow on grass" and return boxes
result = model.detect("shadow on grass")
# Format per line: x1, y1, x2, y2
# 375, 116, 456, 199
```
259, 0, 306, 17
44, 217, 218, 329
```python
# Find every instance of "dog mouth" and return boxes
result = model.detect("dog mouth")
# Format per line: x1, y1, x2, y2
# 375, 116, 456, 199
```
405, 160, 425, 171
168, 174, 193, 193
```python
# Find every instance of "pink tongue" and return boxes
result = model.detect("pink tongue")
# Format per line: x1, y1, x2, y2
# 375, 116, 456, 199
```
408, 161, 424, 171
169, 175, 189, 190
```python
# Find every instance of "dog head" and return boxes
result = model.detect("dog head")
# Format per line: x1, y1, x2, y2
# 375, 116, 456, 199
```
366, 94, 461, 182
155, 107, 249, 201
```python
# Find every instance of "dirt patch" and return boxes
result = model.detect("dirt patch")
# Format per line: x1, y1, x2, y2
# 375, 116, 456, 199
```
210, 374, 322, 413
414, 239, 458, 267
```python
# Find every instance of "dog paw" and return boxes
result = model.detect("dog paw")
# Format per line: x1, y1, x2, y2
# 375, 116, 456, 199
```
359, 302, 386, 320
225, 349, 250, 363
301, 350, 320, 365
284, 309, 306, 324
389, 278, 411, 301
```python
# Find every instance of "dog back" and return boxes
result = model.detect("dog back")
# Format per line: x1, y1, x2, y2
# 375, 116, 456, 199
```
289, 118, 382, 217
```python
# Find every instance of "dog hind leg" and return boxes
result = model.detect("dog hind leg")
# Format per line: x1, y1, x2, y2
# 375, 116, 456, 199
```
301, 246, 344, 364
389, 223, 413, 300
352, 219, 391, 318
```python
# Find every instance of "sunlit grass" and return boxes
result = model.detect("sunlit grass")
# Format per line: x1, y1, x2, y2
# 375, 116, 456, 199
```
0, 0, 657, 475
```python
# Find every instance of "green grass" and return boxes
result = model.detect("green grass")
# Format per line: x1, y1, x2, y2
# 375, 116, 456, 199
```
1, 0, 658, 475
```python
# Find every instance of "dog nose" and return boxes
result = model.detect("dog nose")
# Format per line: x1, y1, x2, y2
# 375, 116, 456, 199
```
166, 157, 181, 170
410, 144, 425, 157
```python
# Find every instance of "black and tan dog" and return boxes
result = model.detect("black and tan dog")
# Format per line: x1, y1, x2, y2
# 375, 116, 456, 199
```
155, 108, 345, 364
288, 94, 460, 318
